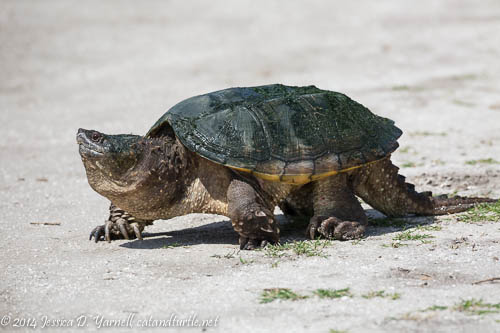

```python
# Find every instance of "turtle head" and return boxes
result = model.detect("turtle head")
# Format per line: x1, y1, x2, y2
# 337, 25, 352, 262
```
77, 128, 144, 191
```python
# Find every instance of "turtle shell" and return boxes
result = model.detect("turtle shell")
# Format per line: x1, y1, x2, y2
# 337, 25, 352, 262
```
146, 84, 402, 184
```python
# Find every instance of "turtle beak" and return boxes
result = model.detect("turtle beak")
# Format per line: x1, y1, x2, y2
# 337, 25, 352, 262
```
77, 128, 105, 158
76, 128, 87, 145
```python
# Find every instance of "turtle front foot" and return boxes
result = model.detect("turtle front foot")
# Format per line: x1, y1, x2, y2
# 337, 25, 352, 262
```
89, 220, 147, 242
239, 237, 273, 250
89, 204, 153, 243
235, 210, 279, 250
306, 216, 365, 241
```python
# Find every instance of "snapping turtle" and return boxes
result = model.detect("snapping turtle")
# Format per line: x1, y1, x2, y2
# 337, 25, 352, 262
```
77, 84, 494, 249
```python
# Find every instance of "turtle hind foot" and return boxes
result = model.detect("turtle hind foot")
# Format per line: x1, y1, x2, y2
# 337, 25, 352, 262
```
306, 215, 366, 241
89, 204, 153, 243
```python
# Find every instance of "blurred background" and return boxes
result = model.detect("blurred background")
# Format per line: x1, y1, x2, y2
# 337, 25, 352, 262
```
2, 0, 500, 218
2, 0, 499, 133
1, 1, 500, 330
1, 0, 500, 221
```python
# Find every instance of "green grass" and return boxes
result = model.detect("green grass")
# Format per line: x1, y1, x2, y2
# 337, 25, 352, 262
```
414, 224, 442, 232
239, 257, 254, 265
392, 85, 410, 91
383, 225, 439, 247
391, 84, 426, 92
452, 99, 475, 107
465, 158, 500, 165
415, 299, 500, 316
454, 299, 500, 315
399, 146, 411, 153
458, 200, 500, 223
329, 330, 348, 333
393, 230, 434, 243
313, 288, 352, 299
259, 288, 308, 304
399, 299, 500, 321
401, 162, 416, 168
431, 159, 446, 165
375, 221, 441, 247
264, 239, 331, 258
162, 242, 183, 249
362, 290, 401, 300
420, 305, 448, 312
382, 242, 409, 248
409, 131, 447, 137
211, 250, 237, 259
451, 73, 477, 81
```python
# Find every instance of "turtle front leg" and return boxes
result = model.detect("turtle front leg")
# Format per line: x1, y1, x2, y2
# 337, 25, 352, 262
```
307, 174, 367, 240
89, 204, 154, 243
227, 179, 279, 250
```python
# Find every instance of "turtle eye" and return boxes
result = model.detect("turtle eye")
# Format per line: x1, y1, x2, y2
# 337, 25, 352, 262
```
91, 132, 102, 142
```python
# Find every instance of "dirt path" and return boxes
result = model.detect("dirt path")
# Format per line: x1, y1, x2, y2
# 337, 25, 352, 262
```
1, 1, 500, 331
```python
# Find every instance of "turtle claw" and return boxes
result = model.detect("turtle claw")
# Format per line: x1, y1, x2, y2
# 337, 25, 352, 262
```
307, 216, 366, 241
239, 237, 271, 250
104, 220, 112, 242
89, 224, 106, 243
132, 224, 143, 240
117, 219, 130, 240
89, 204, 153, 243
89, 220, 143, 242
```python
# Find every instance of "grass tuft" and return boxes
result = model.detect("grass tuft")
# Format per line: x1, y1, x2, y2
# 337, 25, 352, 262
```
465, 158, 500, 165
239, 257, 254, 265
362, 290, 401, 300
162, 242, 183, 249
264, 239, 331, 258
314, 288, 352, 299
409, 131, 447, 137
393, 230, 434, 243
260, 288, 308, 304
211, 250, 238, 259
401, 162, 416, 168
454, 299, 500, 315
458, 200, 500, 223
420, 305, 448, 312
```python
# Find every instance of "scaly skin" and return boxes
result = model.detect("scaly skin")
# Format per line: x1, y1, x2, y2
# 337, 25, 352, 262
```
77, 129, 496, 249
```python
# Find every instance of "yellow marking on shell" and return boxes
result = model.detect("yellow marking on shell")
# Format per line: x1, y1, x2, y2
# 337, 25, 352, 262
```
280, 174, 312, 184
253, 171, 281, 182
226, 156, 389, 185
230, 166, 252, 173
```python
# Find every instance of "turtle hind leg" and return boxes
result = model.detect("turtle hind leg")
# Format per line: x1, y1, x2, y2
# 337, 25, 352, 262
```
351, 158, 497, 217
227, 179, 279, 250
89, 203, 153, 243
307, 173, 367, 240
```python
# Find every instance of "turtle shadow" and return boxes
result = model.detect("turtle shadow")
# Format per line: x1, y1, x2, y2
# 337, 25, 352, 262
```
275, 210, 440, 242
119, 211, 440, 249
119, 219, 239, 249
364, 209, 439, 237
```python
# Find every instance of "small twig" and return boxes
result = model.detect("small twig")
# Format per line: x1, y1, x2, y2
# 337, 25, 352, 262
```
472, 277, 500, 285
30, 222, 61, 226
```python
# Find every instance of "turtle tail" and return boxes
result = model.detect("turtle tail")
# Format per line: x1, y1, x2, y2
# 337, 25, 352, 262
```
430, 195, 497, 215
351, 158, 497, 217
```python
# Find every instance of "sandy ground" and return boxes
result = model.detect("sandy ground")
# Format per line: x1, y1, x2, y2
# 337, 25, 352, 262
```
1, 0, 500, 332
